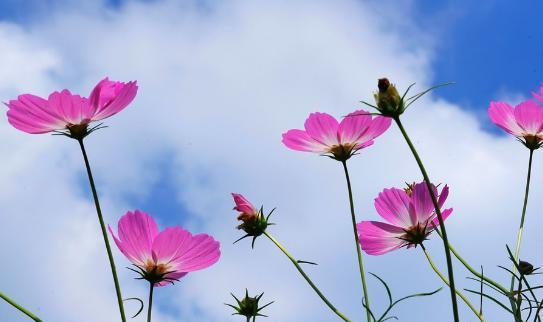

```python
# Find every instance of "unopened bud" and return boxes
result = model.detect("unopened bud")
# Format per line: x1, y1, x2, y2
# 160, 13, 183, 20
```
374, 77, 404, 117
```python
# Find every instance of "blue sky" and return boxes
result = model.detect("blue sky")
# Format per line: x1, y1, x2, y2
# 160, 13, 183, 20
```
1, 1, 543, 322
1, 1, 541, 120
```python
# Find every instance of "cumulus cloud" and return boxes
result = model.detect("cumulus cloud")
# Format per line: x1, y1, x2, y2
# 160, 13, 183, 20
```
1, 0, 540, 321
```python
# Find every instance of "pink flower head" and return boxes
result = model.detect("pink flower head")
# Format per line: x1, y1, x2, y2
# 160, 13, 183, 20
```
232, 193, 258, 221
282, 110, 391, 161
356, 182, 452, 255
109, 210, 220, 286
6, 77, 138, 139
231, 193, 271, 248
488, 99, 543, 150
533, 84, 543, 104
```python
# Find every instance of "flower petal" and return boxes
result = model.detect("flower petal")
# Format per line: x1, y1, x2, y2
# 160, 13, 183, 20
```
409, 182, 437, 224
169, 233, 221, 272
533, 85, 543, 103
6, 94, 67, 133
357, 221, 405, 255
282, 129, 329, 153
374, 188, 412, 228
513, 100, 543, 135
109, 210, 159, 266
303, 112, 340, 147
47, 90, 90, 125
338, 110, 372, 144
437, 185, 449, 209
154, 271, 188, 287
353, 115, 391, 146
90, 78, 138, 121
151, 226, 192, 265
231, 193, 257, 215
488, 101, 524, 136
430, 208, 453, 228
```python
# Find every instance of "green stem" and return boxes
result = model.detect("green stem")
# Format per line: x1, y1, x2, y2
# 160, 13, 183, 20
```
421, 246, 485, 322
263, 231, 352, 322
147, 283, 154, 322
508, 148, 534, 322
511, 149, 534, 286
0, 291, 42, 322
394, 116, 460, 322
435, 230, 509, 295
341, 160, 371, 322
78, 139, 127, 322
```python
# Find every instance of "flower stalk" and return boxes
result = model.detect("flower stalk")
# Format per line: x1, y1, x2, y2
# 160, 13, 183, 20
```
263, 231, 352, 322
393, 116, 460, 322
147, 283, 154, 322
78, 138, 127, 322
421, 246, 484, 322
511, 149, 534, 285
0, 291, 43, 322
341, 160, 371, 322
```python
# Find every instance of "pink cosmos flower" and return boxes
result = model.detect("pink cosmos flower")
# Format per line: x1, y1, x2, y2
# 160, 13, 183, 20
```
231, 193, 272, 248
281, 110, 391, 161
232, 193, 258, 222
5, 77, 138, 138
356, 182, 452, 255
488, 99, 543, 149
533, 85, 543, 104
109, 210, 220, 286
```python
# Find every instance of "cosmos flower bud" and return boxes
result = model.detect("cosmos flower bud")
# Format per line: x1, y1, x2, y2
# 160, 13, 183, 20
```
226, 289, 274, 320
519, 260, 537, 275
232, 193, 276, 248
374, 78, 404, 117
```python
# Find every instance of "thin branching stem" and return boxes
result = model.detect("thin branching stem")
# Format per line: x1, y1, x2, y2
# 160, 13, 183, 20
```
394, 116, 459, 322
0, 291, 43, 322
78, 138, 127, 322
421, 246, 484, 321
341, 160, 371, 322
263, 231, 352, 322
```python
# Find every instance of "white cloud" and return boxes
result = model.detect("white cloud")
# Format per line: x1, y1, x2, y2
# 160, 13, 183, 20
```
1, 0, 541, 321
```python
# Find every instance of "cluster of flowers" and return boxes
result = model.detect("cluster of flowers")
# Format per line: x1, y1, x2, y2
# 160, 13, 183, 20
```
4, 79, 220, 322
3, 76, 543, 322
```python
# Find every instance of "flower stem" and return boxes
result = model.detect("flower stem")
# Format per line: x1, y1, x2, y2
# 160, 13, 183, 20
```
435, 230, 509, 294
0, 291, 42, 322
340, 160, 371, 322
147, 283, 154, 322
393, 116, 459, 322
511, 149, 534, 286
509, 148, 534, 322
78, 138, 127, 322
421, 246, 485, 322
263, 231, 352, 322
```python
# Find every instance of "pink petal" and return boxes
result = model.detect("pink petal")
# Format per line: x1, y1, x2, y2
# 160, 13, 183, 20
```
338, 110, 372, 144
5, 94, 67, 133
488, 101, 524, 136
437, 185, 449, 209
90, 78, 138, 121
513, 100, 543, 135
169, 233, 221, 272
356, 115, 392, 144
409, 183, 437, 224
356, 221, 405, 255
231, 193, 257, 215
154, 271, 188, 287
109, 210, 159, 266
47, 90, 91, 125
151, 227, 193, 265
282, 129, 329, 153
532, 85, 543, 103
374, 188, 412, 228
303, 112, 340, 147
430, 208, 453, 228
